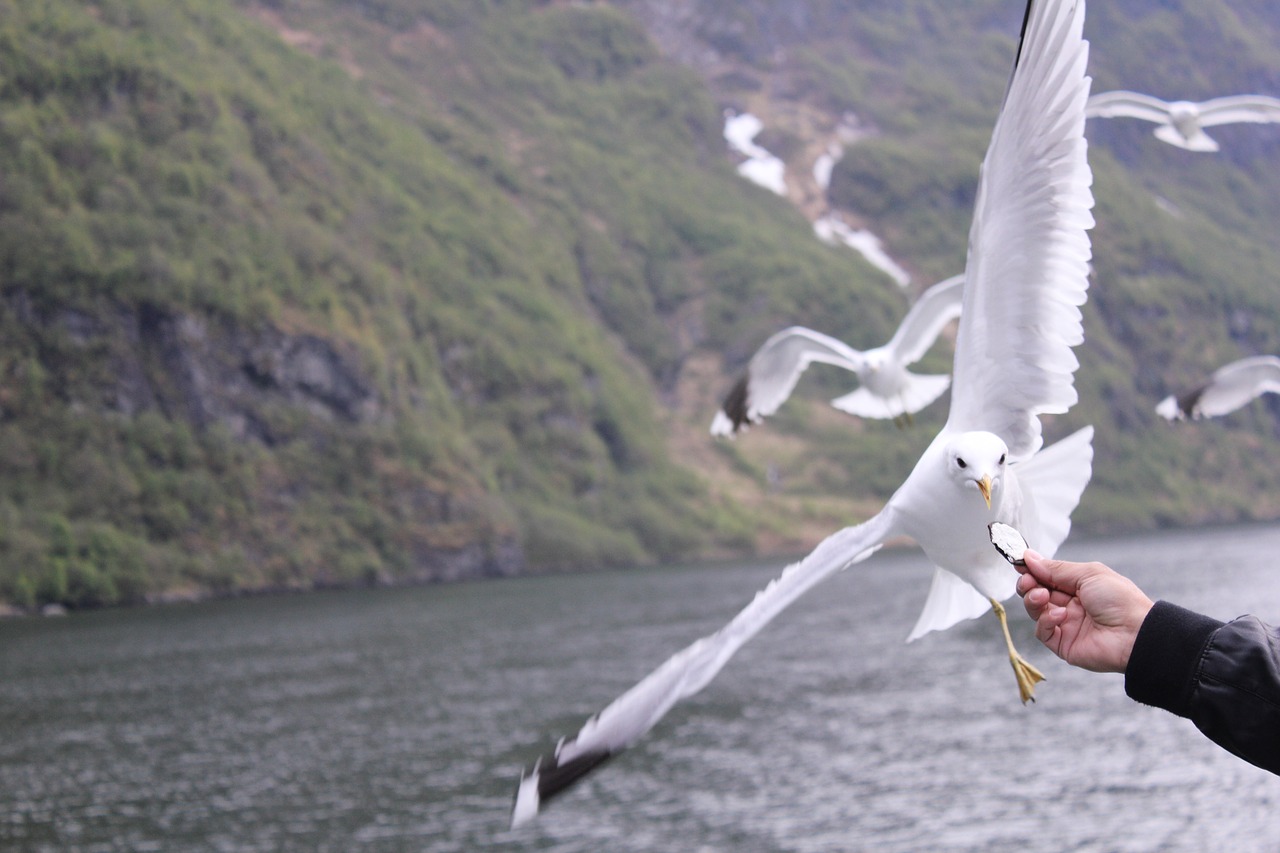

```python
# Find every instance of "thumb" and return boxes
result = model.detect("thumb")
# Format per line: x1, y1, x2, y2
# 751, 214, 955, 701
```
1022, 549, 1100, 597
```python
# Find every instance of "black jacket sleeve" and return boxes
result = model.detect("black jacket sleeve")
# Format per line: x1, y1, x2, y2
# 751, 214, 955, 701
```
1125, 600, 1280, 775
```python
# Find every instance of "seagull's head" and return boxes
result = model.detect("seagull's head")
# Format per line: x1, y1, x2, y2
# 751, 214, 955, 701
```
945, 431, 1009, 510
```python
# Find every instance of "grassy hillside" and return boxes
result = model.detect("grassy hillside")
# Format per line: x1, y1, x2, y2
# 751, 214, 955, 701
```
5, 0, 1280, 611
0, 0, 908, 609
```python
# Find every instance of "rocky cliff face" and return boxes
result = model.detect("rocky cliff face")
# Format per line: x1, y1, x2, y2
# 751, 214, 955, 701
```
9, 289, 383, 443
1, 288, 525, 598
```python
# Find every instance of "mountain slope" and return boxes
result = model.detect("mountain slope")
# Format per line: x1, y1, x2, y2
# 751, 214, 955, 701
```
0, 0, 908, 609
5, 0, 1280, 610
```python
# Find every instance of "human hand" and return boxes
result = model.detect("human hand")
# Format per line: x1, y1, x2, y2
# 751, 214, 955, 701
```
1015, 550, 1154, 673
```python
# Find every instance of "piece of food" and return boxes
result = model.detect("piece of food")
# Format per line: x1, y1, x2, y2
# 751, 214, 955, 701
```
988, 522, 1029, 566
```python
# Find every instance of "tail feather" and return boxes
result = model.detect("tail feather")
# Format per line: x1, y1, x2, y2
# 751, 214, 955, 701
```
1154, 124, 1219, 152
830, 373, 951, 419
906, 568, 993, 642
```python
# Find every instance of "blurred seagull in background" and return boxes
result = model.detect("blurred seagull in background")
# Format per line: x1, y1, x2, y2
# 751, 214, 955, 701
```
512, 0, 1094, 828
711, 274, 964, 434
1156, 355, 1280, 421
1085, 90, 1280, 152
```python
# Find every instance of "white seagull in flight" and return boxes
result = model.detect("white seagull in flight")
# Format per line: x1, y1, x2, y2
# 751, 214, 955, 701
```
1156, 355, 1280, 421
512, 0, 1095, 827
710, 273, 964, 433
1085, 90, 1280, 152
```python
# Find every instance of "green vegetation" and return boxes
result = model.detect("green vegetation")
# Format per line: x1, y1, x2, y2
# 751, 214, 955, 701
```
3, 0, 1280, 610
0, 0, 899, 609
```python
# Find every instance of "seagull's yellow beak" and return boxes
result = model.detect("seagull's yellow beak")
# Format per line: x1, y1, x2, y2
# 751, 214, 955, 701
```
977, 474, 992, 509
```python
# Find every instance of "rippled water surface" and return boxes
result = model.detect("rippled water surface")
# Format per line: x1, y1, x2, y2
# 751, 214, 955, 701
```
4, 524, 1280, 851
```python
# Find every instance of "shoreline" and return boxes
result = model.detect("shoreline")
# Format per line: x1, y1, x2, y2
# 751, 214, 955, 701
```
6, 517, 1278, 619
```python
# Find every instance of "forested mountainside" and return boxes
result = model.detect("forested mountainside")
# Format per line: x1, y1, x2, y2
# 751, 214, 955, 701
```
4, 0, 1280, 610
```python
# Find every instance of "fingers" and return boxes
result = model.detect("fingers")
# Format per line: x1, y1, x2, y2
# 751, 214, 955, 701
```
1016, 572, 1073, 608
1022, 550, 1110, 597
1024, 585, 1049, 613
1020, 549, 1058, 587
1035, 605, 1066, 646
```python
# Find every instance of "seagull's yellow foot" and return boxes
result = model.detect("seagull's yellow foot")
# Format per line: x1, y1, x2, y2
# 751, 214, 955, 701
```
1009, 648, 1045, 704
989, 598, 1045, 704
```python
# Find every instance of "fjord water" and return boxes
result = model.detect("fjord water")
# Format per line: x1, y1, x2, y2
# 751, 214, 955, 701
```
3, 525, 1280, 852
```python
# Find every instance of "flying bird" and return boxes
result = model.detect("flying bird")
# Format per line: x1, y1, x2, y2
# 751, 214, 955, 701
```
710, 274, 964, 434
1156, 355, 1280, 421
1085, 90, 1280, 152
512, 0, 1094, 828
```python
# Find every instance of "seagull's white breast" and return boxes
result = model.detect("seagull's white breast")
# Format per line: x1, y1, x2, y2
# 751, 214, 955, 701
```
1168, 101, 1201, 138
890, 438, 1023, 600
860, 351, 908, 397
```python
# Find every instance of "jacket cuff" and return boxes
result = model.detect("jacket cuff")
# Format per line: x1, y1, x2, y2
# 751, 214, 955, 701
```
1124, 600, 1224, 717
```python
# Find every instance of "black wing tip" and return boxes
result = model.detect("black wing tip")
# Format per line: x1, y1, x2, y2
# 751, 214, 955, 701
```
1177, 384, 1208, 420
539, 748, 615, 801
719, 374, 753, 434
510, 747, 616, 828
1008, 0, 1079, 89
1012, 0, 1036, 70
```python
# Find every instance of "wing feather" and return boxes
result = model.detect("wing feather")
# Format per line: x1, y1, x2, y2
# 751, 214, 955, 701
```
1084, 90, 1170, 123
945, 0, 1093, 459
1196, 355, 1280, 418
712, 326, 866, 434
885, 274, 965, 365
511, 510, 898, 826
1196, 95, 1280, 127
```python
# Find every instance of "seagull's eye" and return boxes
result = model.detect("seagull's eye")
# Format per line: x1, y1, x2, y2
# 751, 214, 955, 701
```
956, 458, 967, 469
998, 453, 1006, 465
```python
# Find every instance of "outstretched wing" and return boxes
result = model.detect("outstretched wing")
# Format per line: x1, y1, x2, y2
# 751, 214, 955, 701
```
1195, 94, 1280, 128
711, 326, 866, 435
1194, 355, 1280, 418
884, 274, 965, 366
511, 509, 899, 827
1084, 90, 1171, 123
945, 0, 1094, 459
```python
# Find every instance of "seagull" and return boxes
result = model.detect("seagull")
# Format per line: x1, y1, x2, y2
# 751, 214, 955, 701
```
512, 0, 1094, 827
710, 273, 964, 434
1085, 90, 1280, 152
1155, 355, 1280, 421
